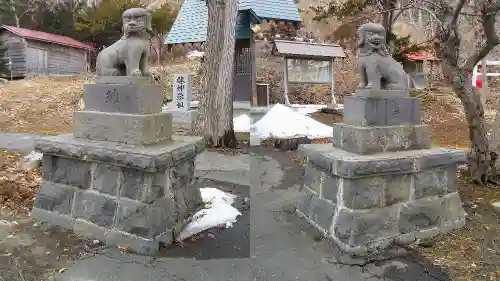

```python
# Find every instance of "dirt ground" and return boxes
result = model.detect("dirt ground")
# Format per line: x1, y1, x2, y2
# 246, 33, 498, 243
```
0, 151, 105, 281
0, 77, 499, 280
418, 176, 500, 281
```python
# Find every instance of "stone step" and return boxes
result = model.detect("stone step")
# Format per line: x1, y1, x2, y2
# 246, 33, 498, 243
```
298, 144, 467, 179
73, 111, 172, 145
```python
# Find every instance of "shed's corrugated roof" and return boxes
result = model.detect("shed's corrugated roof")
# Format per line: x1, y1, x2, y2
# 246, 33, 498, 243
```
273, 40, 346, 59
1, 25, 94, 50
166, 0, 208, 44
165, 0, 301, 45
238, 0, 301, 22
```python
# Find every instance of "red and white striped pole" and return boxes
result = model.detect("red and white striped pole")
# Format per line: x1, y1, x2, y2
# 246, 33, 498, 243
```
471, 64, 483, 89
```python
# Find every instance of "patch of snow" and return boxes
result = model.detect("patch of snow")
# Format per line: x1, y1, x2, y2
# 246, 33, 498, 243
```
186, 50, 205, 59
175, 187, 242, 242
253, 104, 333, 139
234, 114, 252, 133
289, 104, 327, 115
0, 220, 18, 227
19, 151, 43, 170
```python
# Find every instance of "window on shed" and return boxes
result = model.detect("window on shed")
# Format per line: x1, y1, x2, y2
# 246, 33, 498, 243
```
234, 47, 251, 75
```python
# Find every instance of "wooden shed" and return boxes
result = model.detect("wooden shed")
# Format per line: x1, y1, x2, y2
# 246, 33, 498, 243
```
0, 25, 93, 78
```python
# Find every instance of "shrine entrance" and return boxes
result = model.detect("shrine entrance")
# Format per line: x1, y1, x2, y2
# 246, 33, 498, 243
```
233, 38, 252, 102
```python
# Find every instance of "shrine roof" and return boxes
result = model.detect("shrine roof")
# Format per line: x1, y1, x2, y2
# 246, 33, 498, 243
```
165, 0, 302, 45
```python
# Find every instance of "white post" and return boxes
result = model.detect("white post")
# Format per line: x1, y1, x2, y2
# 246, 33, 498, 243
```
173, 74, 193, 112
330, 59, 336, 106
283, 58, 290, 105
480, 58, 488, 107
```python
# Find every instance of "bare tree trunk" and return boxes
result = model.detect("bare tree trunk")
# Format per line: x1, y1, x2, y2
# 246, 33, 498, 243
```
193, 0, 219, 138
8, 0, 20, 27
448, 68, 492, 184
157, 41, 161, 67
438, 40, 494, 184
193, 0, 237, 147
212, 0, 237, 147
434, 0, 500, 185
490, 98, 500, 181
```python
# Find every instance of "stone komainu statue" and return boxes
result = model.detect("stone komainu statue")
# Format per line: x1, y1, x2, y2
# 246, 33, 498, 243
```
357, 23, 408, 91
96, 8, 153, 77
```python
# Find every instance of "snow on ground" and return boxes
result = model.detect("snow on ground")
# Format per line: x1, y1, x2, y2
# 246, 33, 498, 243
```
254, 104, 332, 139
233, 104, 333, 139
20, 151, 43, 170
175, 188, 242, 242
186, 50, 205, 59
288, 104, 327, 115
234, 114, 252, 133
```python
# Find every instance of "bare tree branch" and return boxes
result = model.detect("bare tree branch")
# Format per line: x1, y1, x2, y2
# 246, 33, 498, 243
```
410, 4, 443, 27
7, 0, 40, 27
391, 3, 414, 23
462, 1, 500, 71
451, 0, 467, 27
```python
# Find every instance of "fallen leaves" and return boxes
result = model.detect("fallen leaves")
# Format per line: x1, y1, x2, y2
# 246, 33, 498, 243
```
0, 151, 41, 212
417, 175, 500, 281
117, 246, 131, 253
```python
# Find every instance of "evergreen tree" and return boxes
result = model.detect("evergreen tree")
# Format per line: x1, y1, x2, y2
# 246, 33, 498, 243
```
75, 0, 143, 50
389, 33, 426, 64
35, 1, 86, 37
0, 0, 16, 26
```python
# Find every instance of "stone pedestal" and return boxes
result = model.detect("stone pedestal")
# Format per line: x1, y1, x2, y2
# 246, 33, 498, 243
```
296, 90, 467, 257
168, 109, 198, 130
32, 78, 205, 255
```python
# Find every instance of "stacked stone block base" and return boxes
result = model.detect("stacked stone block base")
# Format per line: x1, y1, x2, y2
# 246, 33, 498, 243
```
297, 144, 467, 256
33, 134, 205, 255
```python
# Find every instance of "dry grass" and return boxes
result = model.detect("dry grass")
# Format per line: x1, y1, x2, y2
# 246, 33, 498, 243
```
417, 175, 500, 281
0, 150, 41, 213
0, 76, 87, 134
151, 60, 201, 100
418, 87, 470, 148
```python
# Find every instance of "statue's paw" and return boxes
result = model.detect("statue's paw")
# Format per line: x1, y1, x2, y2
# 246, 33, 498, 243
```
365, 83, 373, 89
131, 69, 142, 76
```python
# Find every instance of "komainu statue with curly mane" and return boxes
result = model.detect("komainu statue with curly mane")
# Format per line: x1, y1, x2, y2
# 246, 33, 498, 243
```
96, 8, 153, 77
357, 23, 408, 91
